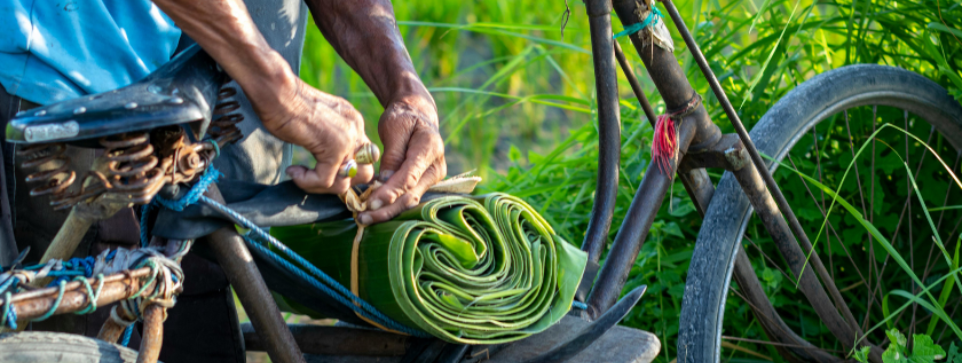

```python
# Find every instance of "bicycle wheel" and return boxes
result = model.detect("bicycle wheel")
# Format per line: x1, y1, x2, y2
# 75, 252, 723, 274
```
678, 64, 962, 362
0, 332, 141, 363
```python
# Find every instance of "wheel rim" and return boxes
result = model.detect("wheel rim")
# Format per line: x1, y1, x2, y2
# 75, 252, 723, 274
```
724, 94, 962, 361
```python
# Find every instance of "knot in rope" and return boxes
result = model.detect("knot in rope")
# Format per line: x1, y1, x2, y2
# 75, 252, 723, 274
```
652, 93, 703, 178
613, 5, 663, 39
141, 167, 222, 247
120, 251, 184, 323
0, 247, 183, 333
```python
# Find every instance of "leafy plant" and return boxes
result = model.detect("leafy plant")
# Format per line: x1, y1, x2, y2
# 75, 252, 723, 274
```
853, 330, 946, 363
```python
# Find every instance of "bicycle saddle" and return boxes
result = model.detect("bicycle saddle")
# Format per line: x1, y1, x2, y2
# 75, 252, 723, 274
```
6, 43, 228, 147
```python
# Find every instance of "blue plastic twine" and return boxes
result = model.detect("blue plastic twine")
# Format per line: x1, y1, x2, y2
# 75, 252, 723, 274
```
613, 6, 663, 39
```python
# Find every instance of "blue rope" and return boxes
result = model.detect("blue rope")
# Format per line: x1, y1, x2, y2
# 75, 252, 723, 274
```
0, 249, 125, 328
2, 282, 18, 329
154, 168, 222, 212
121, 325, 134, 346
140, 168, 223, 247
571, 301, 588, 310
33, 280, 67, 322
49, 256, 96, 287
0, 275, 19, 293
613, 5, 663, 39
198, 194, 429, 337
136, 165, 427, 337
73, 274, 105, 315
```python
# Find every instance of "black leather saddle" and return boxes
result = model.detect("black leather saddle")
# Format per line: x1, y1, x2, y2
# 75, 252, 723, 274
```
5, 44, 227, 147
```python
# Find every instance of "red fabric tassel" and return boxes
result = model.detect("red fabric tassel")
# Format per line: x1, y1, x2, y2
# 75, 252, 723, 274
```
652, 114, 677, 177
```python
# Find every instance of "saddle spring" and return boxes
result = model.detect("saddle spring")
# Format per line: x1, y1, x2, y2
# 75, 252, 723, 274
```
101, 132, 165, 205
209, 86, 244, 145
17, 143, 76, 200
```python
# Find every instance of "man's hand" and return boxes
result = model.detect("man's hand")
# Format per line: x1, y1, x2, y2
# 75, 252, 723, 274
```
358, 93, 446, 225
151, 0, 374, 195
258, 77, 375, 194
306, 0, 447, 224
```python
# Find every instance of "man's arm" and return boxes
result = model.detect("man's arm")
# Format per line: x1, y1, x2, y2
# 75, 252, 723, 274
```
305, 0, 447, 225
150, 0, 375, 194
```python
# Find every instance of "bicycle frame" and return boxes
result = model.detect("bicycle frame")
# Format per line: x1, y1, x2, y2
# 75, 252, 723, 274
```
3, 1, 881, 362
580, 0, 880, 359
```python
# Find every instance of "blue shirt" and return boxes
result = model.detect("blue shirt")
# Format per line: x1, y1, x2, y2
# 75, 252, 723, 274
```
0, 0, 181, 105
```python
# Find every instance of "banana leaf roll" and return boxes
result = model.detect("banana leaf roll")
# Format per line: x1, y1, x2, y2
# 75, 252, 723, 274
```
269, 193, 588, 344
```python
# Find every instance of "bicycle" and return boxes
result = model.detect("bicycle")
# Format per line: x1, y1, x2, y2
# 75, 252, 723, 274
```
1, 0, 960, 362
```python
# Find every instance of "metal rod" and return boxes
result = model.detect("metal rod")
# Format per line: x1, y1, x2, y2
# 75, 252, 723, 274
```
580, 0, 621, 266
203, 184, 306, 363
732, 249, 840, 362
136, 304, 165, 363
612, 39, 717, 217
613, 40, 657, 126
98, 305, 136, 343
33, 208, 94, 286
586, 112, 697, 317
729, 148, 881, 362
9, 267, 156, 320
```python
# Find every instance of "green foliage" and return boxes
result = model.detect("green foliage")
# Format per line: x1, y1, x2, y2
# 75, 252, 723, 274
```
853, 330, 946, 363
950, 342, 962, 363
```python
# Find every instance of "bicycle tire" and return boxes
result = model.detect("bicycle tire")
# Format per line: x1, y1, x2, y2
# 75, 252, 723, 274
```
0, 332, 143, 363
677, 64, 962, 362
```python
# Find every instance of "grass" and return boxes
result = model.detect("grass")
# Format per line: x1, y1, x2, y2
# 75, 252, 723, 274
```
293, 0, 962, 361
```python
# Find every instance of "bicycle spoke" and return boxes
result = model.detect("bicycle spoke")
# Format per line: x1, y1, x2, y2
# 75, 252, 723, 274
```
920, 152, 960, 287
744, 235, 793, 283
811, 125, 837, 290
864, 118, 937, 329
788, 155, 872, 299
864, 105, 878, 333
905, 111, 918, 339
844, 110, 870, 225
722, 336, 846, 354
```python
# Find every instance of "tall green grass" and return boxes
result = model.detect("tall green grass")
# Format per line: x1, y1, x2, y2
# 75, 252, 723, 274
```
296, 0, 962, 361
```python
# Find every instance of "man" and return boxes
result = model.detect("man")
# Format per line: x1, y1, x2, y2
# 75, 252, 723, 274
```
0, 0, 445, 361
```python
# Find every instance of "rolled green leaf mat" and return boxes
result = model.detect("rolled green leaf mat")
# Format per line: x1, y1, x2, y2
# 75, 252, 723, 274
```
270, 193, 588, 344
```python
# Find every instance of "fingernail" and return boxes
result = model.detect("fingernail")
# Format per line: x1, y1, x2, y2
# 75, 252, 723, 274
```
359, 214, 373, 225
380, 170, 394, 182
369, 199, 383, 210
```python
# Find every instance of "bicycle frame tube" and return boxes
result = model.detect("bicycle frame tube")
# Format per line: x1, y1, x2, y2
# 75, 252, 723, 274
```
580, 0, 622, 268
612, 41, 716, 217
586, 111, 699, 318
202, 184, 306, 363
728, 145, 882, 360
583, 0, 722, 317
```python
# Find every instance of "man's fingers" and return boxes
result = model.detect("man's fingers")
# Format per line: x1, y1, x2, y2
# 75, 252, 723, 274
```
358, 193, 418, 225
368, 130, 439, 209
359, 163, 442, 224
376, 119, 411, 180
286, 158, 351, 194
352, 164, 375, 185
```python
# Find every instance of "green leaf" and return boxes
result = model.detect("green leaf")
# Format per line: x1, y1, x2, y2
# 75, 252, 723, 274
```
668, 199, 696, 217
508, 145, 522, 163
948, 342, 961, 363
661, 222, 684, 238
927, 22, 962, 40
908, 334, 946, 363
853, 346, 871, 362
883, 329, 909, 363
